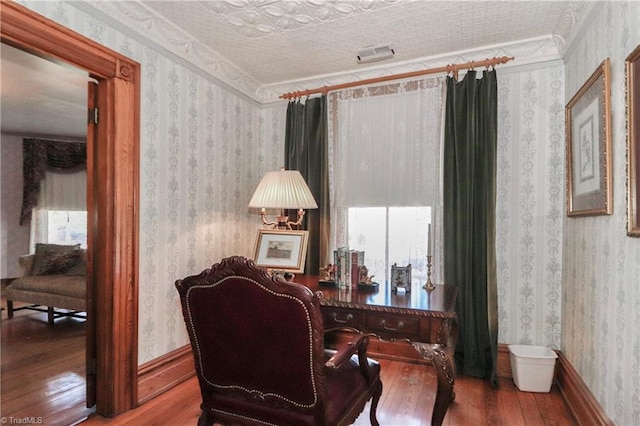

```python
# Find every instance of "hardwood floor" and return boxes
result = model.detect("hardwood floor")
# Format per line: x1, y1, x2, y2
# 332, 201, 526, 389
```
79, 358, 576, 426
2, 301, 576, 425
1, 303, 94, 426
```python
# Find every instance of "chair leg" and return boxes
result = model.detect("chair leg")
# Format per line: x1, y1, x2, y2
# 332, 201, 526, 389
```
369, 379, 383, 426
7, 300, 14, 318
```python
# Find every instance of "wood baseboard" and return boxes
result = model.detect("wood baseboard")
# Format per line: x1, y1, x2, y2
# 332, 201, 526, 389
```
137, 345, 195, 405
555, 350, 613, 425
496, 343, 512, 378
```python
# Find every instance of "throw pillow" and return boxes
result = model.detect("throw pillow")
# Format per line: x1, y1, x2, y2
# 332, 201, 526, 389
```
31, 243, 81, 275
34, 249, 83, 275
65, 259, 87, 276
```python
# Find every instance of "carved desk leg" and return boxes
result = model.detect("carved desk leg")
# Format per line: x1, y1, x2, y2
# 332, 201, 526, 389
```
412, 343, 455, 426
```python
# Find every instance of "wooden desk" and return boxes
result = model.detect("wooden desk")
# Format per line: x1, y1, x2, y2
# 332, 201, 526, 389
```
294, 276, 457, 425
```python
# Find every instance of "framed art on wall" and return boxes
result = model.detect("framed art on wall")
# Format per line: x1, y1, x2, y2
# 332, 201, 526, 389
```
253, 229, 309, 273
565, 58, 612, 217
626, 45, 640, 237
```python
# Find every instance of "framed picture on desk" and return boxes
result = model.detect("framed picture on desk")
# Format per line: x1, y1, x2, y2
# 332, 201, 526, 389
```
391, 263, 411, 293
253, 229, 309, 273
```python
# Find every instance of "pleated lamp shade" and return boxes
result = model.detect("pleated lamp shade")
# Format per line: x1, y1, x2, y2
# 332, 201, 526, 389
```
248, 169, 318, 210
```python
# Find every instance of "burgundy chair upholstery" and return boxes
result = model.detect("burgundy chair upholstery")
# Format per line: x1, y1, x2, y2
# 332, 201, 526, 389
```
175, 256, 383, 426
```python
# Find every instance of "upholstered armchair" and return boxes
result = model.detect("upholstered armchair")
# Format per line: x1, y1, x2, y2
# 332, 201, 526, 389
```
175, 256, 383, 426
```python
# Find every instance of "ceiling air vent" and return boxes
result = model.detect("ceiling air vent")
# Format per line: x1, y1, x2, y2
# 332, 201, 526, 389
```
356, 44, 395, 64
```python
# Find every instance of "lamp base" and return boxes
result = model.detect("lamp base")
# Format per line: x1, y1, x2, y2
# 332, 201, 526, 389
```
260, 209, 307, 230
274, 215, 290, 229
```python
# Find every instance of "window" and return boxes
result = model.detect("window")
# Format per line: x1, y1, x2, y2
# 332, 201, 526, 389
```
47, 210, 87, 247
329, 77, 445, 284
348, 206, 431, 283
29, 169, 87, 251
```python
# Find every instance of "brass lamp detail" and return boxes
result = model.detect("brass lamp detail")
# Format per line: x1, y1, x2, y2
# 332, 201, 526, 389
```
248, 168, 318, 229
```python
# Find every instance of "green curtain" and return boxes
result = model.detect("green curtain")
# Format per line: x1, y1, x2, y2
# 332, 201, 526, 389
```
443, 70, 498, 386
284, 96, 330, 275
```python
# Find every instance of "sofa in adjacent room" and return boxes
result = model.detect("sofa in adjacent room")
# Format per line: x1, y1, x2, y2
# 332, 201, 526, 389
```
5, 243, 87, 325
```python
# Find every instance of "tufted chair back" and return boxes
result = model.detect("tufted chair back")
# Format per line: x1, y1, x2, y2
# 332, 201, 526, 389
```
176, 256, 382, 426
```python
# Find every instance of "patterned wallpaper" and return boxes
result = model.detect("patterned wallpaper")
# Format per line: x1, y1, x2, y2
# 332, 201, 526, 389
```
17, 1, 287, 363
0, 134, 31, 278
136, 64, 286, 360
496, 63, 565, 350
13, 5, 638, 423
562, 2, 640, 424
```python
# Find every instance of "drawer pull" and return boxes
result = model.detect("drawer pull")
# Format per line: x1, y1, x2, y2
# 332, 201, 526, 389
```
332, 312, 353, 324
380, 319, 404, 331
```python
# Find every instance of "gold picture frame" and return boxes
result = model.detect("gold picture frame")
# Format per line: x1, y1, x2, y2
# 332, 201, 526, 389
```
253, 229, 309, 273
626, 45, 640, 236
565, 58, 613, 217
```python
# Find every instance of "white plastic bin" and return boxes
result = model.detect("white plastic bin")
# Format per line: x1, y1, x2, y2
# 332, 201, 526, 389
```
508, 344, 558, 393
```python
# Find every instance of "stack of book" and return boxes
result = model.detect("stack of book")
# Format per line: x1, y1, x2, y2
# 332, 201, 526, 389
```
333, 247, 364, 289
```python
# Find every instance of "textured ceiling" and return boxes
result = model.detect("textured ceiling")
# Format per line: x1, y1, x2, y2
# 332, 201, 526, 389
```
1, 1, 595, 137
131, 0, 593, 101
140, 0, 586, 86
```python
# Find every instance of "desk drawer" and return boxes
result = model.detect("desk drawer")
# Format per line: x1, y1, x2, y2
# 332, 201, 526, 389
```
366, 313, 420, 339
322, 308, 365, 330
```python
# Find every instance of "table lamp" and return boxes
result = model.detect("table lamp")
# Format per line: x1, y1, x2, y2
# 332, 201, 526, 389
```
248, 168, 318, 229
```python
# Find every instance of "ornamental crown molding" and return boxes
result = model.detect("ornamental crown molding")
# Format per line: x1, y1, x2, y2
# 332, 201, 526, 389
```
78, 1, 264, 103
553, 1, 598, 56
77, 0, 592, 105
260, 35, 565, 104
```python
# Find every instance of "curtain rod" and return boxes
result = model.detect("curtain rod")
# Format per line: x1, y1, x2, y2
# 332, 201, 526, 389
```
280, 56, 514, 100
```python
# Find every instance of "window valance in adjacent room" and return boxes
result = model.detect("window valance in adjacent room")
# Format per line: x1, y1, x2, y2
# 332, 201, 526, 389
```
20, 138, 86, 225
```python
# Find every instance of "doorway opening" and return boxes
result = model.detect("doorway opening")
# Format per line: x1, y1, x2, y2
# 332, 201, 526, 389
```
1, 2, 140, 417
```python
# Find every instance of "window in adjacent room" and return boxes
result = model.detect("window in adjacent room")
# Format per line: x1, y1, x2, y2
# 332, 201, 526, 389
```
46, 210, 87, 247
30, 169, 87, 250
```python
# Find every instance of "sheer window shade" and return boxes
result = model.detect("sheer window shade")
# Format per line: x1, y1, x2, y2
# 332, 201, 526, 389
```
328, 78, 445, 283
30, 170, 87, 250
39, 169, 87, 211
330, 78, 444, 208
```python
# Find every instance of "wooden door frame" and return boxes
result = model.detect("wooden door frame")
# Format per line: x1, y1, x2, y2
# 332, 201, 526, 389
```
1, 1, 140, 417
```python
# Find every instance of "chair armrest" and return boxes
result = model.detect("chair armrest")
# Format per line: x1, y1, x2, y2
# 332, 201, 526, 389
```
413, 342, 455, 426
325, 334, 369, 368
18, 254, 35, 277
